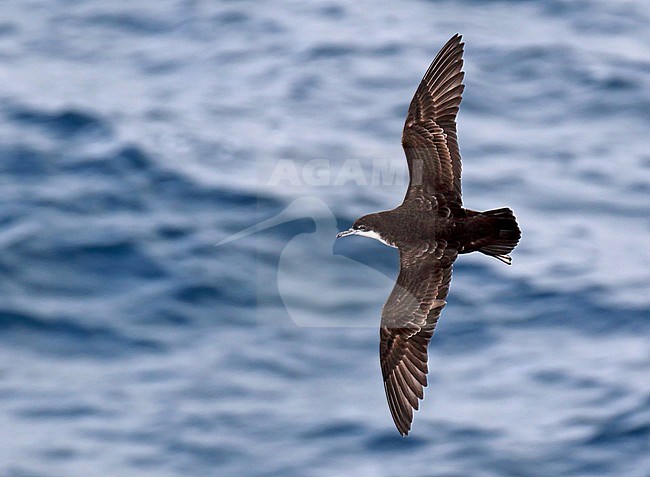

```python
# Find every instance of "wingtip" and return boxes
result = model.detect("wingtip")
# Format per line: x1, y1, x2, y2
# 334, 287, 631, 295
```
494, 254, 512, 265
395, 419, 411, 436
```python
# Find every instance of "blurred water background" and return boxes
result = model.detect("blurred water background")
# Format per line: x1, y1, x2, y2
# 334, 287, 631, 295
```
0, 1, 649, 476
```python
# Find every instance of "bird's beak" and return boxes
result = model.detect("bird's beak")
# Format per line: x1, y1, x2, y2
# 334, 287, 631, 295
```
336, 228, 355, 239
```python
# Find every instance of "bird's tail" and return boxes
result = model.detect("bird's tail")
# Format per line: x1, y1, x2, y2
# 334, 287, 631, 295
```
478, 208, 521, 265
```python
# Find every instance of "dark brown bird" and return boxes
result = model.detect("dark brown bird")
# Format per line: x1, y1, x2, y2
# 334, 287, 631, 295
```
336, 34, 521, 436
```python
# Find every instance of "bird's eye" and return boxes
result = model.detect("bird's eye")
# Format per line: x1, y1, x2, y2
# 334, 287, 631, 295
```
357, 225, 367, 231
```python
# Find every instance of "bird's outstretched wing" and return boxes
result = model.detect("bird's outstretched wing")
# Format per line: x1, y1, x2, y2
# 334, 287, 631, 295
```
402, 34, 465, 206
380, 242, 458, 435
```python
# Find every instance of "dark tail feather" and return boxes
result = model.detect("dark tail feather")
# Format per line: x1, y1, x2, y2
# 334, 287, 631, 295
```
479, 208, 521, 265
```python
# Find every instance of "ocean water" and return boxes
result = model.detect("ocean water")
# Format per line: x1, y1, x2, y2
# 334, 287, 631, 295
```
0, 1, 649, 476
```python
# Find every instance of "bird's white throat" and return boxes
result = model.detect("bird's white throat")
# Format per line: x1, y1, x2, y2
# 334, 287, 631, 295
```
353, 230, 396, 248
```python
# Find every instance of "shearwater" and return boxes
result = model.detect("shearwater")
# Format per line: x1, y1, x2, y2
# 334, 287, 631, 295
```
336, 34, 521, 436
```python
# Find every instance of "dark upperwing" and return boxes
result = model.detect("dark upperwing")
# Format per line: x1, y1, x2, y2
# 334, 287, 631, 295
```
402, 34, 465, 208
380, 242, 458, 435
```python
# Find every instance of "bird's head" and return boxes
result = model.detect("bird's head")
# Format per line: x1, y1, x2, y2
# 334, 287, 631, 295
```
336, 214, 394, 247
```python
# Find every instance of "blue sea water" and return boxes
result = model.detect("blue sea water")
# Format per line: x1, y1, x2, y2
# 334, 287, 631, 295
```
0, 1, 649, 476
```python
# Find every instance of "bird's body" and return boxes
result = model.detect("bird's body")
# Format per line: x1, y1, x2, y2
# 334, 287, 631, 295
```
351, 203, 516, 255
336, 34, 521, 435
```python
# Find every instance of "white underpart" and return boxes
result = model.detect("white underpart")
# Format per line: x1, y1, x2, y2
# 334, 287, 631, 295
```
353, 229, 396, 248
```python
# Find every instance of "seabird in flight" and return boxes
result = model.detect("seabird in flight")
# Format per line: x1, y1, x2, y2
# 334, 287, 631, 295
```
336, 34, 521, 436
